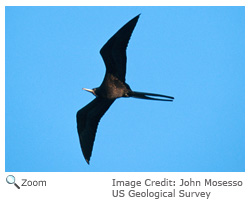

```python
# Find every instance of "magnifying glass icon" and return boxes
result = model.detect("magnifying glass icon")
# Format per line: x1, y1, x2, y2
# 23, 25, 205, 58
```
6, 175, 20, 189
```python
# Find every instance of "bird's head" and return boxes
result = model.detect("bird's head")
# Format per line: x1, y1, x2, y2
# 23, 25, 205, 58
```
82, 88, 97, 96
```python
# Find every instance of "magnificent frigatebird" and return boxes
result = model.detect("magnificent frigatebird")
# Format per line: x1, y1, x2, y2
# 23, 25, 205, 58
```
76, 14, 174, 164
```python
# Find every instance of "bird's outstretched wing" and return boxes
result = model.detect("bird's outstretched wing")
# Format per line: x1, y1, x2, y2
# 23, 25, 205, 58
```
76, 97, 115, 164
100, 14, 140, 82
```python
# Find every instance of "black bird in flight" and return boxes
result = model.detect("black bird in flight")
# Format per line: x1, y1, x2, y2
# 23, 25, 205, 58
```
76, 14, 174, 164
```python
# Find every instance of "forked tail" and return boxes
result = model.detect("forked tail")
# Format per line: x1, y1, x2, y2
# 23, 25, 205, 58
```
129, 91, 174, 101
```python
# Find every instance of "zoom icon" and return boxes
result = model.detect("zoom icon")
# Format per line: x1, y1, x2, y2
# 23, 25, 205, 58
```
6, 175, 20, 189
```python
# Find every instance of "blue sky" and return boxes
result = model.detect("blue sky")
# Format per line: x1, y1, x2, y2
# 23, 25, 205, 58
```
5, 6, 245, 172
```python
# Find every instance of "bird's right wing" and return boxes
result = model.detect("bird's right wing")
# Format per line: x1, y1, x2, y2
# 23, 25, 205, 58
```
76, 97, 115, 164
100, 14, 140, 82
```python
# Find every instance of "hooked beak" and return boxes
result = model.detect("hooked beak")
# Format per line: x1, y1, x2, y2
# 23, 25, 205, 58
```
82, 88, 94, 94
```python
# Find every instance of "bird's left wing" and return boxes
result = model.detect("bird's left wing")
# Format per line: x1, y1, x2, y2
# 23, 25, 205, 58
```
76, 97, 115, 164
100, 14, 140, 82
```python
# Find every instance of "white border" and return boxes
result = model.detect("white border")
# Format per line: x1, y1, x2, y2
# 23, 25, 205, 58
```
1, 1, 249, 202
